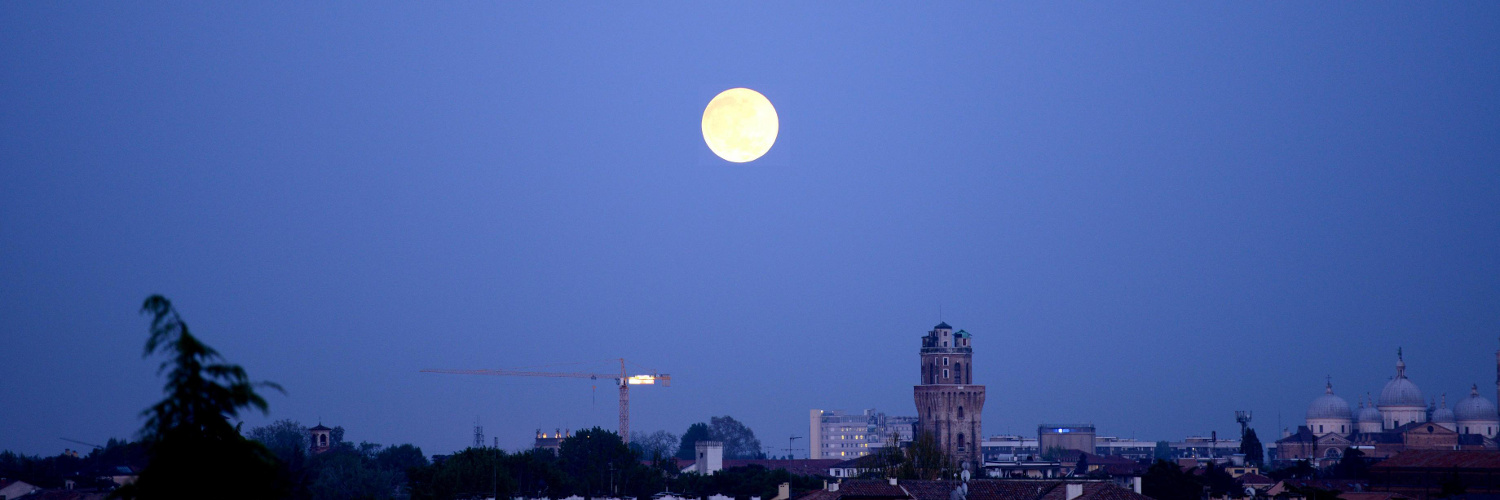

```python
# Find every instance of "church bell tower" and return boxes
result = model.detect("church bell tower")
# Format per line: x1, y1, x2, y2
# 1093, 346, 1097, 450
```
914, 322, 986, 470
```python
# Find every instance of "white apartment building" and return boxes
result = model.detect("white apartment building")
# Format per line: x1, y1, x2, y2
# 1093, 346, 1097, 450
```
809, 409, 918, 459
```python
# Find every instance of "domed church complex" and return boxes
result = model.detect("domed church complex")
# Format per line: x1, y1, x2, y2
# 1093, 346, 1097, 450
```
1277, 347, 1500, 465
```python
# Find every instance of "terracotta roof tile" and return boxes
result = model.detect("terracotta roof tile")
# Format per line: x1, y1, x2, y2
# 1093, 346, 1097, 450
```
1371, 450, 1500, 470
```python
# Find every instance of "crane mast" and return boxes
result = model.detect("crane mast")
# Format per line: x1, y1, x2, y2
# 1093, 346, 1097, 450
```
422, 358, 670, 444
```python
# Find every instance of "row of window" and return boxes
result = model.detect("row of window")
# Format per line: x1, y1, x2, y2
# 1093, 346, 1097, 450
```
1315, 423, 1497, 436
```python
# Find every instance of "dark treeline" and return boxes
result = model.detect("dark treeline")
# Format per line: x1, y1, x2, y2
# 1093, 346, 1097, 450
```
0, 439, 147, 489
0, 423, 809, 500
0, 296, 822, 499
245, 419, 429, 499
409, 427, 821, 500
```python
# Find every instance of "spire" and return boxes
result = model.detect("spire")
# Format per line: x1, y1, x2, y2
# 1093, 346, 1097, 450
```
1472, 384, 1481, 397
1325, 377, 1334, 395
1396, 348, 1407, 378
1441, 393, 1448, 409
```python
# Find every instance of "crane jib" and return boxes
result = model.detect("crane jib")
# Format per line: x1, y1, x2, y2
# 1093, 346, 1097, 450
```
420, 360, 669, 444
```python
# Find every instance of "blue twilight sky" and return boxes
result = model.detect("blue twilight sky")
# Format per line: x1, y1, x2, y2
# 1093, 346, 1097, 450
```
2, 3, 1499, 457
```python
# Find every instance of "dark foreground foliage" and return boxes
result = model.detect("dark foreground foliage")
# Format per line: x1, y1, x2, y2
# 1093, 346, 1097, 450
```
117, 295, 286, 499
4, 297, 815, 500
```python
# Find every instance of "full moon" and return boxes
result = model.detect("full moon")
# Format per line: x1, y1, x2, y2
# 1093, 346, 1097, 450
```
701, 88, 778, 163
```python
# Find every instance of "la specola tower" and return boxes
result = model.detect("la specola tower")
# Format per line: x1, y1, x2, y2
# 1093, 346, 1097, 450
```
914, 322, 986, 470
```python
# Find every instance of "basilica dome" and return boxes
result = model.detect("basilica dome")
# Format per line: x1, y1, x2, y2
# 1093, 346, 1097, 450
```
1433, 406, 1456, 423
1378, 354, 1424, 407
1308, 382, 1353, 420
1357, 399, 1382, 423
1455, 385, 1499, 422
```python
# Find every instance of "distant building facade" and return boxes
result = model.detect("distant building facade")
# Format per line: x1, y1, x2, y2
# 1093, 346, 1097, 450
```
1039, 425, 1095, 456
913, 322, 985, 470
534, 428, 571, 452
809, 409, 918, 459
983, 434, 1237, 462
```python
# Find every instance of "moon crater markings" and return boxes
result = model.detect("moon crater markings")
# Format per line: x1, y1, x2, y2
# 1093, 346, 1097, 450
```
702, 88, 778, 163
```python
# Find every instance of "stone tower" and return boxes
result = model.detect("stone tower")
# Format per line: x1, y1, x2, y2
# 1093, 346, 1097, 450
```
309, 423, 332, 454
914, 322, 986, 470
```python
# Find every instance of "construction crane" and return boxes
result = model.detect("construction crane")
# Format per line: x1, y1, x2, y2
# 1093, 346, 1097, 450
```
422, 358, 669, 443
60, 437, 102, 450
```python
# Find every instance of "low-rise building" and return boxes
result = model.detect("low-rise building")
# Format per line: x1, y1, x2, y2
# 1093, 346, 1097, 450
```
534, 428, 571, 452
793, 478, 1149, 500
982, 434, 1236, 462
0, 479, 40, 499
829, 454, 891, 478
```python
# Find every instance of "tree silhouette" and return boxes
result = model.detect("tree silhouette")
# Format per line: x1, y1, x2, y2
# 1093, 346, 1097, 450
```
895, 432, 956, 480
677, 423, 712, 460
116, 295, 285, 499
1333, 447, 1368, 480
1143, 460, 1203, 500
709, 416, 765, 459
1240, 429, 1264, 466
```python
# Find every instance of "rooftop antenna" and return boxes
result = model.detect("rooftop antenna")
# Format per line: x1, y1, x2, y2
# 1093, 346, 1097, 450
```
474, 417, 484, 449
1235, 411, 1253, 438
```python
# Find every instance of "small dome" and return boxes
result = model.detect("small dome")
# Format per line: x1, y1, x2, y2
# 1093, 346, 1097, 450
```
1309, 381, 1353, 420
1378, 349, 1425, 407
1432, 393, 1456, 423
1357, 397, 1382, 423
1455, 384, 1498, 422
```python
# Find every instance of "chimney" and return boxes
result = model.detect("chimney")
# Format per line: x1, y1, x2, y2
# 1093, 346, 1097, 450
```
774, 483, 790, 500
889, 478, 898, 486
1132, 477, 1143, 494
1066, 483, 1083, 500
829, 482, 840, 492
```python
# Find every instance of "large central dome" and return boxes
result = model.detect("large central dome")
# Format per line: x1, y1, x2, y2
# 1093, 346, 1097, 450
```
1378, 351, 1424, 408
1380, 378, 1424, 407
